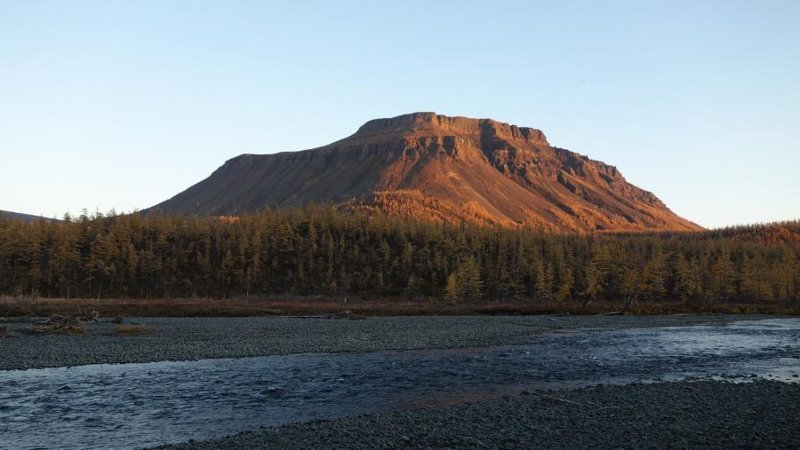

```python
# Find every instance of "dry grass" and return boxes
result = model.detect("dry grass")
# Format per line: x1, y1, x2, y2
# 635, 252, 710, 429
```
27, 323, 84, 335
115, 324, 153, 335
0, 295, 798, 318
59, 324, 85, 334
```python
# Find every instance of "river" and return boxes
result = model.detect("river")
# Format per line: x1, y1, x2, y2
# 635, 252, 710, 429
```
1, 318, 798, 449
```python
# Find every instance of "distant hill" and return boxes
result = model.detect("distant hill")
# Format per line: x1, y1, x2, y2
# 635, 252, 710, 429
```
646, 220, 800, 245
149, 112, 701, 233
0, 210, 60, 223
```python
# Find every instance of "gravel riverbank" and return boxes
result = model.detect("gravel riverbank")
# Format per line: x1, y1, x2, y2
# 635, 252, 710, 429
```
3, 315, 797, 449
165, 380, 800, 449
0, 314, 765, 371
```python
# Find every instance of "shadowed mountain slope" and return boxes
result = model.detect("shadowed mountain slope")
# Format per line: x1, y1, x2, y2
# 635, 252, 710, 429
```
0, 210, 60, 223
150, 112, 701, 232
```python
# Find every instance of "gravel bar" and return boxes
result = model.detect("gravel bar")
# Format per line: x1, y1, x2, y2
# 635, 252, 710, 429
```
0, 314, 764, 371
164, 380, 800, 449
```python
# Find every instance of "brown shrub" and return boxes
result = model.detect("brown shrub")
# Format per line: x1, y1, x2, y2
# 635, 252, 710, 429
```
116, 324, 153, 335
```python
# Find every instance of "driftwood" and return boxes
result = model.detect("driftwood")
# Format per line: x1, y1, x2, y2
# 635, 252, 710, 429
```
39, 310, 99, 325
291, 310, 366, 320
329, 310, 366, 320
33, 310, 100, 334
39, 314, 80, 327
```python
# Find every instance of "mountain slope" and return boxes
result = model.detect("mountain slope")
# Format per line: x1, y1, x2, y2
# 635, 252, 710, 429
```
0, 210, 59, 223
150, 112, 701, 232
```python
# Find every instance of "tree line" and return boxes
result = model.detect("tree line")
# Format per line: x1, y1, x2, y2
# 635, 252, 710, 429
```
0, 208, 798, 308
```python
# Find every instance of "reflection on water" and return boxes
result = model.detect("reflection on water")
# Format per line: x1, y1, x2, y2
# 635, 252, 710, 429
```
0, 318, 798, 450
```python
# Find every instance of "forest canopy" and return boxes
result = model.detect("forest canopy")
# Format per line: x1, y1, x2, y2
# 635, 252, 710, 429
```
0, 209, 798, 307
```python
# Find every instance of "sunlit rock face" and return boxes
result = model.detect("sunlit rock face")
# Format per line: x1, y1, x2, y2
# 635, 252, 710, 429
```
149, 112, 701, 232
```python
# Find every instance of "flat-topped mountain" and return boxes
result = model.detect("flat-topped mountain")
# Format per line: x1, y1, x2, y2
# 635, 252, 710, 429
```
150, 112, 701, 232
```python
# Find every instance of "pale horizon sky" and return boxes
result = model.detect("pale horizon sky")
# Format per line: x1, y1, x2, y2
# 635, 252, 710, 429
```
1, 0, 799, 228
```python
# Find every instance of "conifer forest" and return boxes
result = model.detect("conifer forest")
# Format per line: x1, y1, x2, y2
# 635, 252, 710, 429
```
1, 209, 798, 308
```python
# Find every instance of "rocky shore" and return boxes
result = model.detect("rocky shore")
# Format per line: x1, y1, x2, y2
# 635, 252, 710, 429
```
164, 380, 800, 449
2, 314, 798, 449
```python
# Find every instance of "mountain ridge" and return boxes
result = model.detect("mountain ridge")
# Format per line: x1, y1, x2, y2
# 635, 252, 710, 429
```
150, 112, 701, 232
0, 210, 60, 223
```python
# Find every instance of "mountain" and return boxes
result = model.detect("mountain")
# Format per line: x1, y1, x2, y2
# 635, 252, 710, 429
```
0, 210, 60, 223
150, 112, 701, 232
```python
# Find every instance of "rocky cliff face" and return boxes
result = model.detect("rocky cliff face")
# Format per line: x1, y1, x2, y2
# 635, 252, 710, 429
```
150, 112, 701, 232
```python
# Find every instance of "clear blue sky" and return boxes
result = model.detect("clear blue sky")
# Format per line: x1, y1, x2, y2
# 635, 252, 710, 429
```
1, 0, 798, 228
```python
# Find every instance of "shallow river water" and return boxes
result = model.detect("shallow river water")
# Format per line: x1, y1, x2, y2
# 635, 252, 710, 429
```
1, 318, 798, 449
